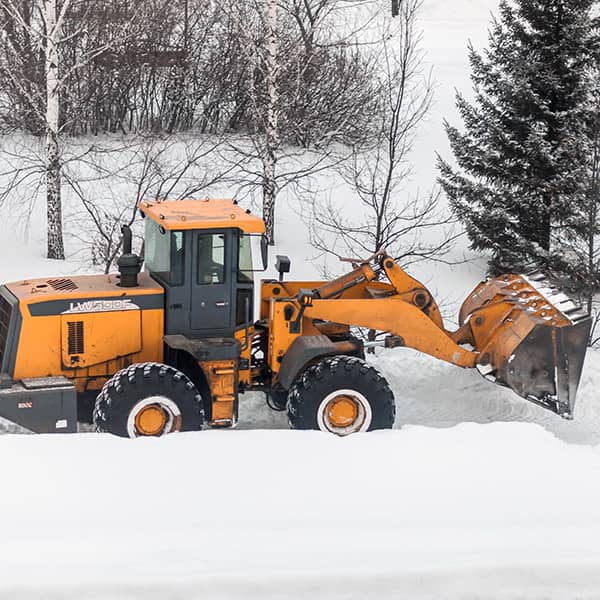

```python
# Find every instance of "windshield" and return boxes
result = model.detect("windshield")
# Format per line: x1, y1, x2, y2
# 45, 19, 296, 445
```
238, 234, 254, 283
144, 220, 185, 286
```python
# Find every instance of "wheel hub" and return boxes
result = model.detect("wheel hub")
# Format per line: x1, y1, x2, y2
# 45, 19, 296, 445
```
327, 396, 360, 428
134, 404, 168, 436
317, 388, 371, 435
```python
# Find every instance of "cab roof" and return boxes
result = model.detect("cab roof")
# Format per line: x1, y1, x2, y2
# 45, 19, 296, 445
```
138, 199, 266, 234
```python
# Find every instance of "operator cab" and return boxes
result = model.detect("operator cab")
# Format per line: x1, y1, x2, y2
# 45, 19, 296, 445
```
139, 199, 267, 337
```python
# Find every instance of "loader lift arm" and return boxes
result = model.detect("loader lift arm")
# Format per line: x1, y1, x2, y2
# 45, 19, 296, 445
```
265, 252, 590, 419
304, 297, 476, 368
279, 252, 477, 369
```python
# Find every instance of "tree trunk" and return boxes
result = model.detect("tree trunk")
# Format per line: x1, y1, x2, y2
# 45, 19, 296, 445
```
263, 152, 277, 245
45, 0, 65, 260
46, 129, 64, 259
263, 0, 279, 245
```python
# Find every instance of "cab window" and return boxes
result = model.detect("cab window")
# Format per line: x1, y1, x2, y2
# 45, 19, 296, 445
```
238, 234, 254, 283
197, 233, 226, 285
145, 220, 184, 286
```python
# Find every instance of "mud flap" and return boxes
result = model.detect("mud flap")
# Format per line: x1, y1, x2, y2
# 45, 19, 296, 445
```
496, 318, 592, 418
0, 376, 77, 433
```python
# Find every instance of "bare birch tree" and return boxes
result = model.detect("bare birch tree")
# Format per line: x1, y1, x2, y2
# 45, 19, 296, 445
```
262, 0, 280, 244
0, 0, 71, 257
225, 0, 381, 245
226, 0, 281, 245
0, 0, 70, 258
0, 0, 147, 259
44, 0, 69, 259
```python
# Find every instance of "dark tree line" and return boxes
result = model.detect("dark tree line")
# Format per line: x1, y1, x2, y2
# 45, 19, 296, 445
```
0, 0, 390, 254
0, 0, 379, 147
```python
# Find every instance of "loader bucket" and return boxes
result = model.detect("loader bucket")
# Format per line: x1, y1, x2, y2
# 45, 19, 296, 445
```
458, 272, 592, 418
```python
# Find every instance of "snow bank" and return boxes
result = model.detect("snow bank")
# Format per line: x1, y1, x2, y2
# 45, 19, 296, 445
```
1, 424, 600, 599
375, 345, 600, 446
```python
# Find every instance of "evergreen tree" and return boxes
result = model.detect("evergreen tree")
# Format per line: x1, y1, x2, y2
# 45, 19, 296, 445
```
438, 0, 598, 276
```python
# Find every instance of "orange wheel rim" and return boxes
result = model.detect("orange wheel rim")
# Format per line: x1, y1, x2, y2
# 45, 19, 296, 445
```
134, 405, 168, 436
327, 396, 360, 428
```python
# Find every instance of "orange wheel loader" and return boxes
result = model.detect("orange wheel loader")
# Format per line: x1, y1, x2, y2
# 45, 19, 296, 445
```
0, 199, 591, 436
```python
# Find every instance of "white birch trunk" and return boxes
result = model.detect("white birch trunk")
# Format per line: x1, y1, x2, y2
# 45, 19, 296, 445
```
263, 0, 279, 245
45, 0, 65, 259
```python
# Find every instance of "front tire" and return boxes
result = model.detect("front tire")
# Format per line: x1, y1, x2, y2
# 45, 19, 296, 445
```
287, 356, 395, 435
93, 362, 204, 438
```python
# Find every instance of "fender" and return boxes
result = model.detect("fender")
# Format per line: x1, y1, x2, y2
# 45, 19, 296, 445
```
277, 334, 362, 390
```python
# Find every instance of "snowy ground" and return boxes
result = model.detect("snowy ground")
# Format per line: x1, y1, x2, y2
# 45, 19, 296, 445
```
1, 0, 600, 598
2, 424, 600, 600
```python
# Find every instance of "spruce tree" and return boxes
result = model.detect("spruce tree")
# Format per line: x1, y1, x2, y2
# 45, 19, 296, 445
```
438, 0, 598, 276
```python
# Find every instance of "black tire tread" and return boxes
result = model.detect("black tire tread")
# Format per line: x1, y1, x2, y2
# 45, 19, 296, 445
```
287, 355, 395, 431
93, 362, 204, 437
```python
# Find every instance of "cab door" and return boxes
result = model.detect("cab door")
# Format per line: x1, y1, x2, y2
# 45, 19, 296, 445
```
190, 230, 233, 332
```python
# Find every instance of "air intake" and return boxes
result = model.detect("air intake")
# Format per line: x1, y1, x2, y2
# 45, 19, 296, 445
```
48, 278, 78, 291
67, 321, 84, 355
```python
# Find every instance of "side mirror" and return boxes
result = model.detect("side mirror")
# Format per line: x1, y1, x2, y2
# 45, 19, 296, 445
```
261, 234, 269, 271
275, 255, 291, 282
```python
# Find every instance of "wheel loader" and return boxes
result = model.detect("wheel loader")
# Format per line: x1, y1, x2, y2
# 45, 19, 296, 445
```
0, 199, 591, 436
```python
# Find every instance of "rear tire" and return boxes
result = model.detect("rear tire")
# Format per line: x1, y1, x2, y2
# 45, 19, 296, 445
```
287, 356, 395, 435
93, 362, 204, 438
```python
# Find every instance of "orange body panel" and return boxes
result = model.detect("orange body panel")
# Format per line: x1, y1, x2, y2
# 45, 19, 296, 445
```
267, 301, 322, 373
139, 198, 266, 233
8, 273, 164, 393
200, 359, 238, 426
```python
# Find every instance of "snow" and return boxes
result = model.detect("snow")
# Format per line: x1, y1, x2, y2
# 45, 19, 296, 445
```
0, 1, 600, 598
2, 425, 600, 599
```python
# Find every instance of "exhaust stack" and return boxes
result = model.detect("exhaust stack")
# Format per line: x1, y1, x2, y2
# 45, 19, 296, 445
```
117, 225, 142, 288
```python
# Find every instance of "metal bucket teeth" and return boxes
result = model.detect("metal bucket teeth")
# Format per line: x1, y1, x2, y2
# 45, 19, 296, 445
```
527, 271, 546, 282
458, 272, 592, 418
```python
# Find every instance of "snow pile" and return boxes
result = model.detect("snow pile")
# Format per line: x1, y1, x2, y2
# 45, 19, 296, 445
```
1, 424, 600, 599
376, 346, 600, 446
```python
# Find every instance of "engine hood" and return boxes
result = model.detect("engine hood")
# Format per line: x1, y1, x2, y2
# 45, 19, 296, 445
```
5, 272, 164, 316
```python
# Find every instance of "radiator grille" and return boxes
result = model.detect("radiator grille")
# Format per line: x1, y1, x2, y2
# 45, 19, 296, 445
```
0, 294, 11, 369
48, 278, 78, 291
67, 321, 84, 355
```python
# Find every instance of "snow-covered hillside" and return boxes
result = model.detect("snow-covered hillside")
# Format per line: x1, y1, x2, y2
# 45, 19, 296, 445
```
0, 1, 599, 599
